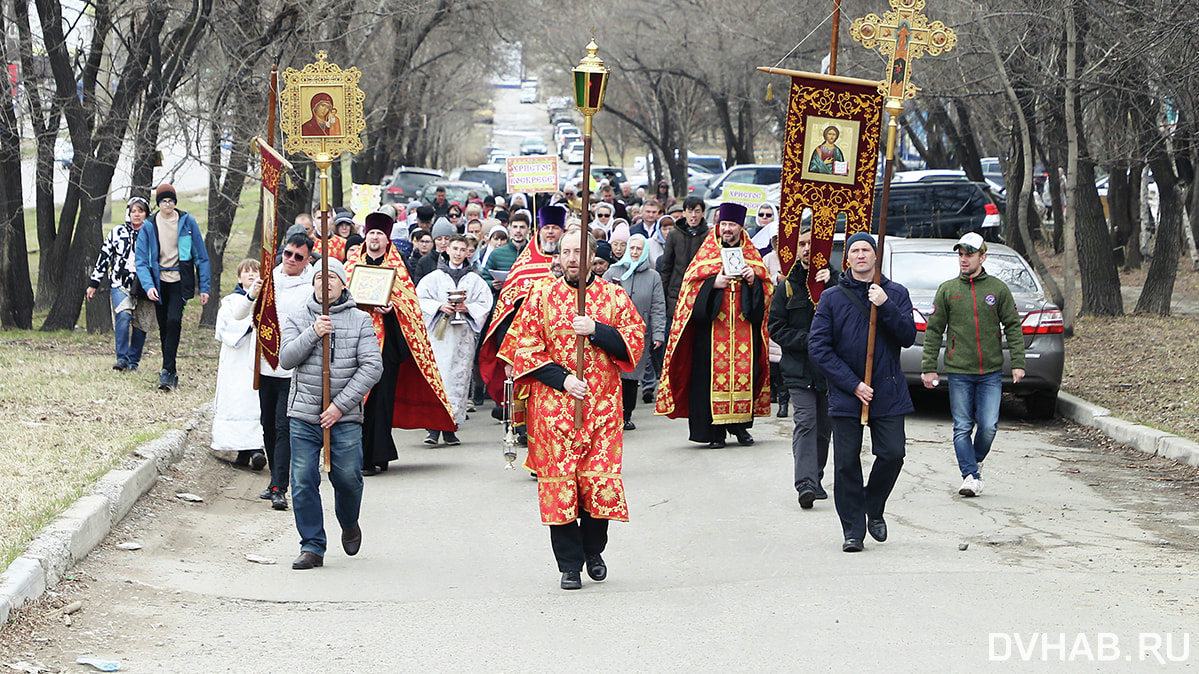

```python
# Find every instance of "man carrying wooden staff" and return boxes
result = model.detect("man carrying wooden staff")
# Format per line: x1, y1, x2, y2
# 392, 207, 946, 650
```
498, 226, 644, 590
808, 232, 915, 553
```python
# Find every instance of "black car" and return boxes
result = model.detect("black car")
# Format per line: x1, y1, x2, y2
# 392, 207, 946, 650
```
875, 176, 1003, 242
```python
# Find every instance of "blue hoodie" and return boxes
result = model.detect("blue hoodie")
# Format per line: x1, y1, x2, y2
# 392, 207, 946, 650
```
808, 272, 916, 419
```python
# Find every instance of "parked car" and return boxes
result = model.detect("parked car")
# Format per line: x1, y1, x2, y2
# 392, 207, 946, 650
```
417, 179, 493, 206
688, 154, 726, 176
520, 137, 548, 155
520, 80, 538, 104
563, 141, 586, 164
382, 167, 443, 205
457, 167, 507, 198
704, 164, 783, 207
486, 150, 512, 166
882, 238, 1064, 418
872, 177, 1002, 242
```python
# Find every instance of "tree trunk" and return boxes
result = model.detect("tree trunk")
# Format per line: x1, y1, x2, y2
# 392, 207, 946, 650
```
0, 7, 32, 328
1067, 2, 1122, 318
1106, 165, 1133, 267
1136, 154, 1181, 314
984, 19, 1062, 308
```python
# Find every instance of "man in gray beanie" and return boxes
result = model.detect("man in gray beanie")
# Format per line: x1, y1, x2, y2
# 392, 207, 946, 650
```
280, 256, 382, 570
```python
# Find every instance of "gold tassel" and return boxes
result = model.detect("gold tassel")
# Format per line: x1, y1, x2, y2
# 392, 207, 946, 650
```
285, 173, 294, 190
765, 82, 774, 102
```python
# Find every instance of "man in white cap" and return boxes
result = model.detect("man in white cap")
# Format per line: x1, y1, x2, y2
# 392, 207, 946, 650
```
920, 232, 1025, 498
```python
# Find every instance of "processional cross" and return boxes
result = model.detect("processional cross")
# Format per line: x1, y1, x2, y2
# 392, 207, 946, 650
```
848, 0, 956, 424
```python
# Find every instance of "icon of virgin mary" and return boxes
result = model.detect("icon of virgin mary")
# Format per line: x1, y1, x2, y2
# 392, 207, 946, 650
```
301, 92, 342, 137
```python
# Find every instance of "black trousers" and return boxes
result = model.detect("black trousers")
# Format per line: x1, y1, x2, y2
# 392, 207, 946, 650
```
259, 375, 291, 491
154, 280, 186, 375
831, 415, 906, 540
621, 379, 639, 422
549, 510, 609, 572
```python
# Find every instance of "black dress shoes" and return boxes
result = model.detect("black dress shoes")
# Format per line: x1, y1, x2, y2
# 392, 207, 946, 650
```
258, 488, 273, 500
842, 538, 864, 553
292, 551, 323, 569
585, 554, 607, 582
342, 525, 362, 556
560, 571, 582, 590
707, 439, 727, 449
361, 466, 380, 476
250, 452, 267, 471
798, 487, 817, 510
733, 429, 754, 446
867, 517, 888, 542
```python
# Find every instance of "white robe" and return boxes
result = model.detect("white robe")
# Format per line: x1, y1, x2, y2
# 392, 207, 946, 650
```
212, 292, 264, 451
416, 266, 493, 424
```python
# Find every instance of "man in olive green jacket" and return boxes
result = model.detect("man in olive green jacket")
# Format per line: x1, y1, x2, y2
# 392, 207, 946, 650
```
920, 233, 1025, 498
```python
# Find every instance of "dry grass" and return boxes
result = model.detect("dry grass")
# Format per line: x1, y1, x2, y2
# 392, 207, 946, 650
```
0, 314, 218, 572
1063, 314, 1199, 442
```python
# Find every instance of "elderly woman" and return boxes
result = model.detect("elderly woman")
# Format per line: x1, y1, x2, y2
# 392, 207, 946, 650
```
750, 202, 780, 252
603, 233, 665, 430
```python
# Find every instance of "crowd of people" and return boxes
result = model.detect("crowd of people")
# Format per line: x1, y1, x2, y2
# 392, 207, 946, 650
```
89, 176, 1025, 585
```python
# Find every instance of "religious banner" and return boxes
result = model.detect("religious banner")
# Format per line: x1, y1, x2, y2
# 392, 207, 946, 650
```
350, 183, 382, 223
253, 140, 291, 368
764, 69, 883, 304
506, 155, 559, 194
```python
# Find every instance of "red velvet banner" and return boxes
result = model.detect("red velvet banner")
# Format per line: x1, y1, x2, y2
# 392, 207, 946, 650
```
777, 73, 882, 304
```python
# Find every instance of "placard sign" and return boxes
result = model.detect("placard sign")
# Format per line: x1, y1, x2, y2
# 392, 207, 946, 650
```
720, 183, 770, 210
506, 155, 560, 193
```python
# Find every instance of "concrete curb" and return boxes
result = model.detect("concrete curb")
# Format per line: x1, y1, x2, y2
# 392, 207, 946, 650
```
1056, 391, 1199, 469
0, 404, 210, 627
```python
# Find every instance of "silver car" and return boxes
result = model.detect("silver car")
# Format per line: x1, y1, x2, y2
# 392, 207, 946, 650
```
881, 238, 1064, 418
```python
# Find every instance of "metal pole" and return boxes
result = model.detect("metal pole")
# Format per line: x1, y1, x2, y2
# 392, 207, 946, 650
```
317, 146, 332, 469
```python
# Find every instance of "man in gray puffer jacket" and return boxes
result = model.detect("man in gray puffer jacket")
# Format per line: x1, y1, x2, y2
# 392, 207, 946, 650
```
280, 258, 383, 570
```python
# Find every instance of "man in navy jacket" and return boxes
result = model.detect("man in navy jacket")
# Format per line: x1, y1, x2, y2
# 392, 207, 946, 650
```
809, 232, 916, 553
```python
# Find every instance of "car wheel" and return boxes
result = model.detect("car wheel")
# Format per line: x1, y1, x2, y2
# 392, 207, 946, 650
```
1024, 390, 1058, 420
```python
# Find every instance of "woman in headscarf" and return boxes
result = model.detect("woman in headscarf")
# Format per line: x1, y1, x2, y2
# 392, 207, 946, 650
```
603, 233, 665, 430
646, 214, 674, 266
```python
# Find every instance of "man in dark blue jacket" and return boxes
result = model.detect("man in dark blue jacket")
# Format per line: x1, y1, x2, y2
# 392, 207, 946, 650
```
809, 232, 916, 552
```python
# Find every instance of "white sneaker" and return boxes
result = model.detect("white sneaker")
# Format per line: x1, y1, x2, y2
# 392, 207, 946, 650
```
975, 475, 985, 495
959, 476, 979, 497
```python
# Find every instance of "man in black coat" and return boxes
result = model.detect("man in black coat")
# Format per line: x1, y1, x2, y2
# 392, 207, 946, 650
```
767, 223, 837, 510
809, 232, 916, 553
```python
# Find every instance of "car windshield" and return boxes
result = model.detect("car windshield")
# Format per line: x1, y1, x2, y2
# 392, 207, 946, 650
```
889, 252, 1041, 294
423, 185, 484, 205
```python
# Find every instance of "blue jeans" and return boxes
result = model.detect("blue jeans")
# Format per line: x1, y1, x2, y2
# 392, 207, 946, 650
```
110, 287, 146, 367
947, 371, 1002, 479
289, 419, 364, 556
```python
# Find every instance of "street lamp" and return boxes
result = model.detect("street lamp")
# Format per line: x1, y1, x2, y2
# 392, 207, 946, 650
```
570, 37, 610, 429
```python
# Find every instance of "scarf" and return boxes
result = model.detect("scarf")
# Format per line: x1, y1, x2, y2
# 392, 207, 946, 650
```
618, 234, 650, 282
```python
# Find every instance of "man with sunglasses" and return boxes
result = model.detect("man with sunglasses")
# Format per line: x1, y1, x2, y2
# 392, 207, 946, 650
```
231, 231, 316, 511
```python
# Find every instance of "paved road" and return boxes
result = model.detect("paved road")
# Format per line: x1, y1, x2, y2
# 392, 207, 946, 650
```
5, 399, 1198, 671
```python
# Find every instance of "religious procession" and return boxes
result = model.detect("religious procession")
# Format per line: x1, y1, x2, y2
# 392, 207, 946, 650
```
10, 0, 1199, 666
189, 15, 977, 585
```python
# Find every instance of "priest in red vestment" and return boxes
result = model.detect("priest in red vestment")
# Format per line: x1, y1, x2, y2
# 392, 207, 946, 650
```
346, 211, 455, 475
656, 202, 774, 448
499, 226, 645, 591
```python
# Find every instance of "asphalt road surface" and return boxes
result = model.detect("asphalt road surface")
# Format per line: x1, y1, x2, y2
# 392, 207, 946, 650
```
3, 395, 1198, 672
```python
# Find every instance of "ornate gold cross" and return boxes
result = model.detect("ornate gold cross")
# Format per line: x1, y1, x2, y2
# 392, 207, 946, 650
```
850, 0, 956, 101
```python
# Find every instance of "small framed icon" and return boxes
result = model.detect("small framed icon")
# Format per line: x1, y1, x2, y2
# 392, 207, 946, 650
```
347, 265, 396, 308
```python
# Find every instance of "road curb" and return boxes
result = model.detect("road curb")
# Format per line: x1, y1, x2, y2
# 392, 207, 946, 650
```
0, 404, 209, 627
1057, 391, 1199, 469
